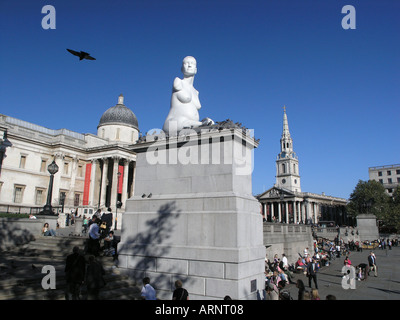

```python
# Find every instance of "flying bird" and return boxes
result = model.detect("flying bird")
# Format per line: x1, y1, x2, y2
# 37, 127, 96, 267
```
67, 49, 96, 61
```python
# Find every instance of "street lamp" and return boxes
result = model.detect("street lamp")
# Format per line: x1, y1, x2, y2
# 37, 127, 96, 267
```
41, 159, 59, 215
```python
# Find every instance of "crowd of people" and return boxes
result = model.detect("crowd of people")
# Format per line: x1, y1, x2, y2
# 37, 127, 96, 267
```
62, 207, 118, 300
86, 208, 118, 259
263, 234, 399, 300
64, 246, 106, 300
264, 249, 330, 300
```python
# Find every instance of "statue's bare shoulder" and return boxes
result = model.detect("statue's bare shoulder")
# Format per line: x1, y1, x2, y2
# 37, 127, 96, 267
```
173, 77, 183, 92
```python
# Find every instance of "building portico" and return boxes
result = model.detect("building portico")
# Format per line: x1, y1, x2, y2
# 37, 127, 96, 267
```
259, 187, 348, 225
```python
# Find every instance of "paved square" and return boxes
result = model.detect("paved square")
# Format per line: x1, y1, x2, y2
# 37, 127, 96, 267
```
282, 247, 400, 300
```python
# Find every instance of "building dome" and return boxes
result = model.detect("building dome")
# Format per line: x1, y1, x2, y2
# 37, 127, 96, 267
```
98, 94, 139, 130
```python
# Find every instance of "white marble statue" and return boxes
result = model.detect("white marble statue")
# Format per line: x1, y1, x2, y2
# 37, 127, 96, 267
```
163, 56, 213, 134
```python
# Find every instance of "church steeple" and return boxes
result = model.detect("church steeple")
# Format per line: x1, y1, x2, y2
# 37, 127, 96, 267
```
275, 106, 301, 192
280, 105, 293, 155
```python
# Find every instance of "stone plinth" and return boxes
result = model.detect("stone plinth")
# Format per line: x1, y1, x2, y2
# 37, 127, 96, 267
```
118, 126, 265, 300
74, 217, 83, 235
356, 214, 379, 241
58, 213, 66, 228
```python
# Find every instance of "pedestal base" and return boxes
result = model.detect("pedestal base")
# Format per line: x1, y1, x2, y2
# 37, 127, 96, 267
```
356, 214, 379, 241
118, 127, 265, 299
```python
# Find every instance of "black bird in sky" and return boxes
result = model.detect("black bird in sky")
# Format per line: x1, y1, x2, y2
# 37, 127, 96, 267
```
66, 49, 96, 61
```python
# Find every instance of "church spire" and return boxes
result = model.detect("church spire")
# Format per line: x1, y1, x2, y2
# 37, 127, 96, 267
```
282, 105, 291, 140
276, 106, 301, 192
280, 106, 293, 154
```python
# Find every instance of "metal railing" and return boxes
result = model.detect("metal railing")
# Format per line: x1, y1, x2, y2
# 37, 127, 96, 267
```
0, 204, 64, 215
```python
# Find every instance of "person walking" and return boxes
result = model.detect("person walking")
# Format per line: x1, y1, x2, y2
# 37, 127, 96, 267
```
82, 215, 88, 234
88, 216, 101, 256
307, 258, 318, 289
296, 279, 306, 300
85, 255, 106, 300
367, 251, 378, 277
64, 246, 86, 300
172, 280, 189, 300
141, 277, 157, 300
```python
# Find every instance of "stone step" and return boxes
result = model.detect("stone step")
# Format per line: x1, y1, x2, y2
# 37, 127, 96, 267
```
1, 277, 141, 300
5, 284, 142, 300
0, 265, 140, 300
0, 264, 123, 289
0, 234, 144, 300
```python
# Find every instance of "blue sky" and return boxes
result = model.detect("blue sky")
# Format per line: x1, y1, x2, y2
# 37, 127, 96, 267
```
0, 0, 399, 199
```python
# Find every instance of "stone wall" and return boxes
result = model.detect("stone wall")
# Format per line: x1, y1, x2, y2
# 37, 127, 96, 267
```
0, 215, 58, 251
263, 222, 313, 265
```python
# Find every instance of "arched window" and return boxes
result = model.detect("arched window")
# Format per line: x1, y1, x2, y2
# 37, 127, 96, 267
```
282, 163, 286, 174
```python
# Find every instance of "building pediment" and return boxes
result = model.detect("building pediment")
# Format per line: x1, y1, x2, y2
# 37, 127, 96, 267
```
257, 186, 295, 200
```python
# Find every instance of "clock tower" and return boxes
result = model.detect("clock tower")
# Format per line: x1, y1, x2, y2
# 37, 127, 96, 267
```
275, 106, 301, 192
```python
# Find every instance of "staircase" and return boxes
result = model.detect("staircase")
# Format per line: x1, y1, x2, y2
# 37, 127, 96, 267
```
0, 235, 142, 300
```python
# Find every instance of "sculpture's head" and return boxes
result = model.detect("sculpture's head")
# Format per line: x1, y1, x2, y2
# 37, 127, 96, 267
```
181, 56, 197, 77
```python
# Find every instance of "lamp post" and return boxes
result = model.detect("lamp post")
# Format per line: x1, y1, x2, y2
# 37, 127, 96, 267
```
42, 160, 59, 215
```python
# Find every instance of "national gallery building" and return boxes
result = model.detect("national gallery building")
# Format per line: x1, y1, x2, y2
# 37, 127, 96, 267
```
0, 94, 138, 219
256, 108, 349, 226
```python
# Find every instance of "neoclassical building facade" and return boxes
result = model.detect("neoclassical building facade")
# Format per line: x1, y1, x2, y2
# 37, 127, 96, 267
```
0, 94, 138, 218
257, 108, 348, 226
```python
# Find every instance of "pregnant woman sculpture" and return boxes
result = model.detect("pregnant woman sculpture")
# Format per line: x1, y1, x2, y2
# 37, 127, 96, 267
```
163, 56, 213, 135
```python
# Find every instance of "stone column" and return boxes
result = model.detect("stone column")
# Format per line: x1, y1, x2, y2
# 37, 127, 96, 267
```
304, 201, 310, 222
88, 159, 98, 207
308, 201, 313, 223
292, 201, 296, 223
278, 202, 282, 222
110, 157, 120, 208
100, 158, 109, 209
285, 202, 289, 224
262, 203, 266, 220
121, 159, 130, 209
68, 156, 79, 207
129, 161, 136, 197
271, 202, 274, 221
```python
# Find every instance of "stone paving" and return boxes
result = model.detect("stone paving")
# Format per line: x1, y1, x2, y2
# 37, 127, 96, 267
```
281, 246, 400, 300
42, 225, 400, 300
